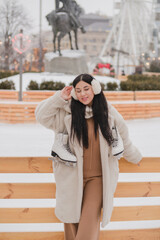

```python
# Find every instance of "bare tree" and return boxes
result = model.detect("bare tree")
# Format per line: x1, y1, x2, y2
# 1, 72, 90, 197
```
0, 0, 31, 70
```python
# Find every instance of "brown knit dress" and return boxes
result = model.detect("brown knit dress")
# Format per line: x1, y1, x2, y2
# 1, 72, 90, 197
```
64, 117, 103, 240
83, 117, 102, 178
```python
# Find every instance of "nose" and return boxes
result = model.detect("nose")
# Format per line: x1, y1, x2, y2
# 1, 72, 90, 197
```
81, 90, 86, 96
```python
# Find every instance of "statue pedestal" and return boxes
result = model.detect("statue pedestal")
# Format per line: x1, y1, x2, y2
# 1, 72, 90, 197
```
44, 49, 88, 75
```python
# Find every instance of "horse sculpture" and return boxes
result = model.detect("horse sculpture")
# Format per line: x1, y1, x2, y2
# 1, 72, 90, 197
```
46, 10, 79, 56
46, 1, 85, 56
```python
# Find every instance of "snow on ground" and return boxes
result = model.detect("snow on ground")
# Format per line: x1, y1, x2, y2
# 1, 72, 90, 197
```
0, 117, 160, 157
0, 72, 120, 91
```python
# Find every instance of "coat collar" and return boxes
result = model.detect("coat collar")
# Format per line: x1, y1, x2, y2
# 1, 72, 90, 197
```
63, 101, 93, 119
63, 100, 114, 122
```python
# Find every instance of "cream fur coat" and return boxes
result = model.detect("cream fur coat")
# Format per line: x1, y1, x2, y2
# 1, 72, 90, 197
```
35, 90, 142, 228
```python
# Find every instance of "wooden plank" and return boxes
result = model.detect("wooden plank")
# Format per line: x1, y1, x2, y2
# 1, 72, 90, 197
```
0, 206, 160, 223
136, 93, 160, 96
136, 91, 160, 100
104, 92, 134, 97
123, 115, 160, 120
119, 157, 160, 173
0, 182, 59, 198
100, 228, 160, 240
113, 104, 160, 110
5, 113, 36, 118
118, 111, 160, 116
110, 206, 160, 221
116, 108, 160, 112
0, 208, 59, 223
0, 113, 35, 117
0, 113, 35, 118
0, 183, 56, 199
0, 97, 17, 100
0, 108, 36, 113
0, 103, 37, 107
0, 232, 64, 240
0, 229, 160, 240
0, 116, 36, 121
0, 112, 35, 116
0, 157, 159, 173
23, 99, 46, 102
0, 157, 52, 173
116, 112, 160, 117
0, 107, 36, 111
23, 91, 55, 96
114, 182, 160, 197
23, 94, 52, 98
0, 92, 18, 95
0, 119, 36, 123
0, 182, 159, 199
23, 95, 53, 97
115, 106, 160, 110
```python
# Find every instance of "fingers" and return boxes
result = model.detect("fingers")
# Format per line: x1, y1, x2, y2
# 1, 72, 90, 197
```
62, 86, 72, 91
65, 86, 73, 91
61, 86, 73, 100
63, 86, 73, 95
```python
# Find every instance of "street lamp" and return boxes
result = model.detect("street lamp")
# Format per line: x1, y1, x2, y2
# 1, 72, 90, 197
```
39, 0, 43, 72
12, 30, 31, 101
19, 29, 23, 101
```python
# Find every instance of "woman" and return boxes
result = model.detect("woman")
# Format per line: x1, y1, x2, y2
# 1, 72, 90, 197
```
35, 73, 142, 240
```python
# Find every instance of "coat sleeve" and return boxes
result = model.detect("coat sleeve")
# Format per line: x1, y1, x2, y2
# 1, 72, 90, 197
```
109, 103, 142, 164
35, 90, 68, 132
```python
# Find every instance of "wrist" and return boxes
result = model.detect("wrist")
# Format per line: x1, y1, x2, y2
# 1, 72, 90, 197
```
60, 92, 68, 101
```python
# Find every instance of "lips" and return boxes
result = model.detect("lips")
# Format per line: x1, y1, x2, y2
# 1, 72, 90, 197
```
82, 97, 88, 101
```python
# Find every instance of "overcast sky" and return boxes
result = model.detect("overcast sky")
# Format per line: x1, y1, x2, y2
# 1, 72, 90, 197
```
22, 0, 152, 35
10, 0, 114, 33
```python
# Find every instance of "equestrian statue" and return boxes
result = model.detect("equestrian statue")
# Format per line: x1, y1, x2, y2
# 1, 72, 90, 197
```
46, 0, 86, 56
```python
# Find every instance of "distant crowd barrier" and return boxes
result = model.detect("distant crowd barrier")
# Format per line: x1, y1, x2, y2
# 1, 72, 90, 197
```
1, 90, 160, 102
0, 156, 159, 239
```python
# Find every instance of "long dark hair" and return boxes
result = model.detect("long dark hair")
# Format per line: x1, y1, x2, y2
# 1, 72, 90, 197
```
71, 73, 113, 148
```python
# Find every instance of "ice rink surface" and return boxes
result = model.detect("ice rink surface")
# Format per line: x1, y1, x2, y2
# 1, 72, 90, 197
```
0, 117, 159, 157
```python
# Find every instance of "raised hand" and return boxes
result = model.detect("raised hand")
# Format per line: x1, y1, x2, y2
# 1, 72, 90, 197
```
61, 86, 73, 101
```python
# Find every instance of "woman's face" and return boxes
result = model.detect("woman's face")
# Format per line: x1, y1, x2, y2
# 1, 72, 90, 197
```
75, 80, 94, 106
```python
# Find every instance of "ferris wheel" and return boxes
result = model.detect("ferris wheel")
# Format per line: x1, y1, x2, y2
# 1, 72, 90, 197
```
99, 0, 158, 75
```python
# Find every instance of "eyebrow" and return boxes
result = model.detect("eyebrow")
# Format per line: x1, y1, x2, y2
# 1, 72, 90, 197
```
75, 86, 90, 90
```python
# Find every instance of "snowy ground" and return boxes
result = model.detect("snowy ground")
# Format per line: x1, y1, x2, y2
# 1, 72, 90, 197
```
0, 72, 120, 91
0, 117, 160, 157
0, 117, 160, 232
